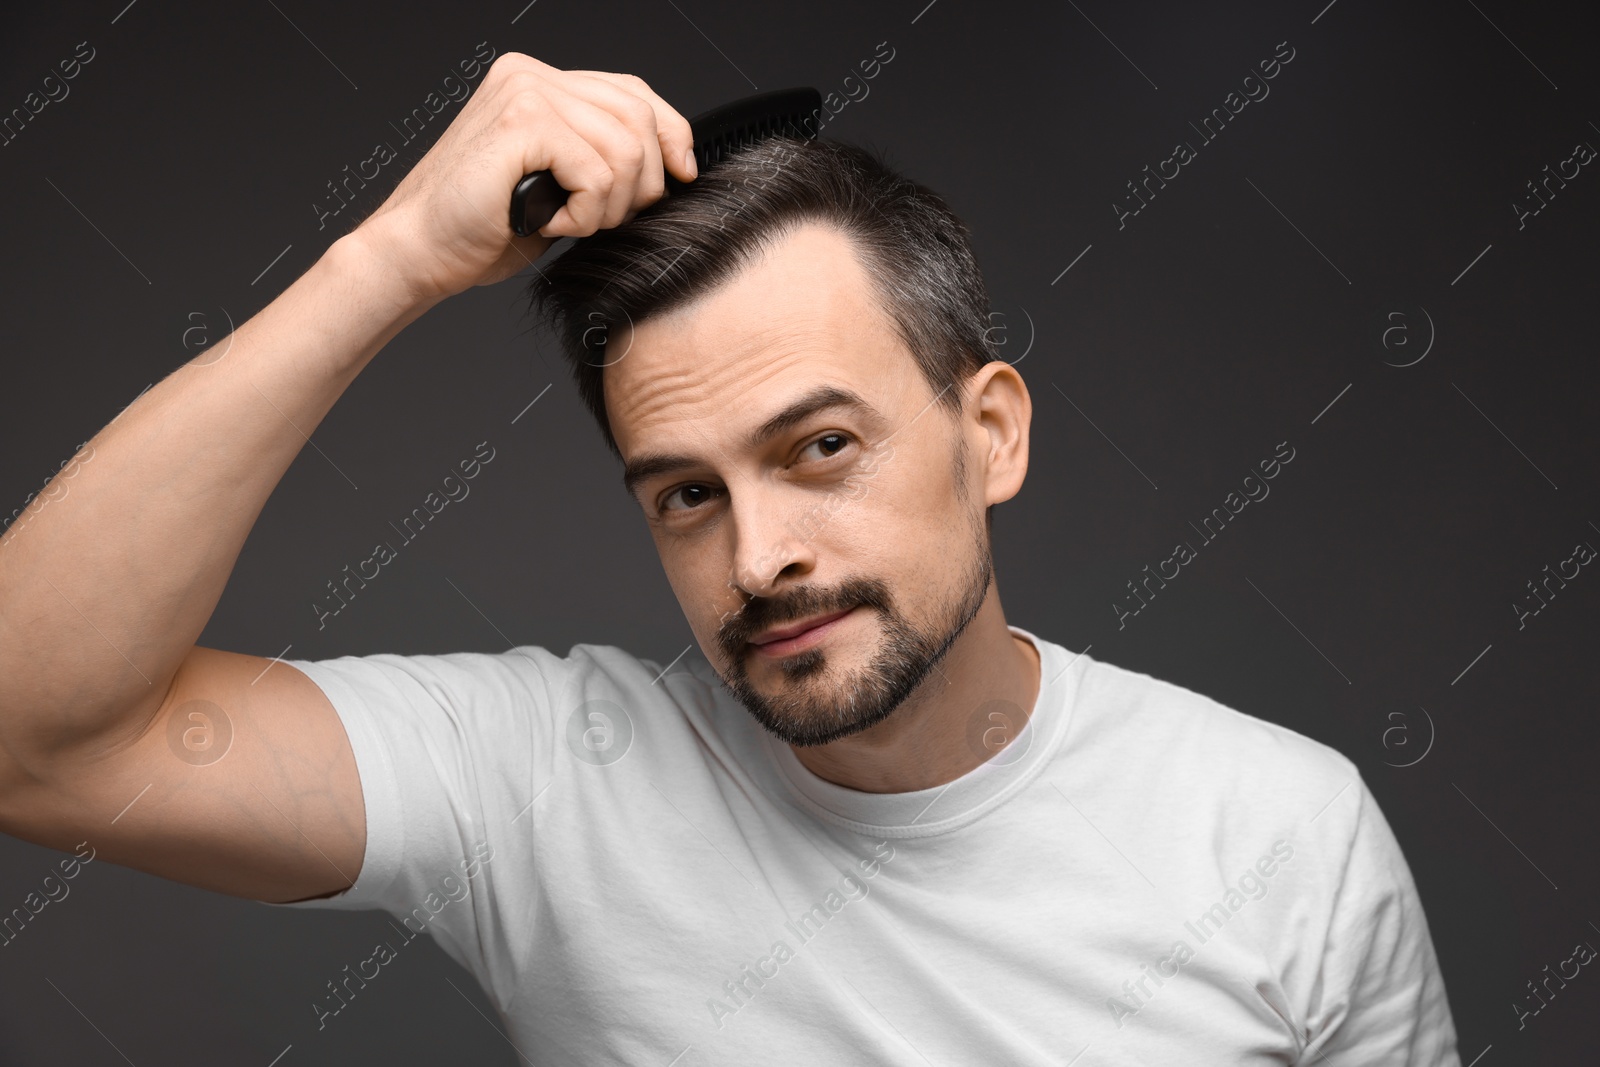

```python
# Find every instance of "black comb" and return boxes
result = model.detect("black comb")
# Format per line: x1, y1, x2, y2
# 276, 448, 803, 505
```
509, 87, 822, 238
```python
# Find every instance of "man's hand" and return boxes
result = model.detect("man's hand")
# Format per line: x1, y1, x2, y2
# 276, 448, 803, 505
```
354, 54, 697, 305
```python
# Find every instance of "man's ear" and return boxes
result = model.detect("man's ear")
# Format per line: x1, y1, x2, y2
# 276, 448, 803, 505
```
966, 361, 1031, 507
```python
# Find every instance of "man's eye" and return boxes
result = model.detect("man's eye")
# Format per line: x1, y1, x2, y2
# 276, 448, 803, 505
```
660, 484, 721, 513
798, 433, 852, 462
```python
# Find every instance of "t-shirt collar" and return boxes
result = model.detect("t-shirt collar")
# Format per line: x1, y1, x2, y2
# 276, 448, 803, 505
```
754, 625, 1086, 838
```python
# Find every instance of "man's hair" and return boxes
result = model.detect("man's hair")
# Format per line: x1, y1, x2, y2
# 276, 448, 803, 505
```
528, 138, 1001, 459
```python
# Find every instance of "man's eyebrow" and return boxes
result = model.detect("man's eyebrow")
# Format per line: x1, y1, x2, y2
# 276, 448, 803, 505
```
745, 385, 882, 451
620, 385, 884, 502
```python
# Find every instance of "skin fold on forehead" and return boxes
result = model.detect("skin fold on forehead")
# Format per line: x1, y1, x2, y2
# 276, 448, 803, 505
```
603, 223, 935, 459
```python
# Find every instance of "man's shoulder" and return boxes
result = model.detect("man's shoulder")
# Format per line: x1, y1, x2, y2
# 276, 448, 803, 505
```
1066, 652, 1359, 810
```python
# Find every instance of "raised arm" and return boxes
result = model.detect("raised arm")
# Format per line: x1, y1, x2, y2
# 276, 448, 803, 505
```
0, 54, 694, 903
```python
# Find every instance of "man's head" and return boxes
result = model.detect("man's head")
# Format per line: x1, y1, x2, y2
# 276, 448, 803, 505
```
531, 139, 1031, 747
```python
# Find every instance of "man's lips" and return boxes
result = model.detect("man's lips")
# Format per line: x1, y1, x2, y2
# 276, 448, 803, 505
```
749, 607, 856, 653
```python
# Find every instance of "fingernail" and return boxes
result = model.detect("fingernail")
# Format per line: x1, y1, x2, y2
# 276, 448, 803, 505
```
683, 148, 697, 178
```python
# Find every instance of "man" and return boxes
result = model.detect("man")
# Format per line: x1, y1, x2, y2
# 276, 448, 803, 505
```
0, 53, 1457, 1063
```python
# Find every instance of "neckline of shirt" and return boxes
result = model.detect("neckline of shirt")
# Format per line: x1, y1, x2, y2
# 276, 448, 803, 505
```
742, 625, 1087, 839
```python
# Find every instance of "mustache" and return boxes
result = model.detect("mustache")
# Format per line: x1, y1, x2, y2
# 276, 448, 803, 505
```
717, 577, 892, 653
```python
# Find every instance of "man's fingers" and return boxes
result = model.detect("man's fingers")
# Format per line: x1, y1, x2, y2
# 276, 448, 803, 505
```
571, 71, 697, 183
527, 120, 616, 238
541, 92, 653, 232
348, 52, 697, 298
554, 75, 671, 211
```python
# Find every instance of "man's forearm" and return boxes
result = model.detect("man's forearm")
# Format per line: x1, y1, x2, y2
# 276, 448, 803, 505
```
0, 226, 438, 767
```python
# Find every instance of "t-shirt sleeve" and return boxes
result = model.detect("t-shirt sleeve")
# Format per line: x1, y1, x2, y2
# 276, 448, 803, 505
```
1300, 775, 1460, 1065
259, 645, 569, 998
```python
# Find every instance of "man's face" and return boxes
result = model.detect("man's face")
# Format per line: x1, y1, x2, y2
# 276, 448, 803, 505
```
605, 224, 994, 747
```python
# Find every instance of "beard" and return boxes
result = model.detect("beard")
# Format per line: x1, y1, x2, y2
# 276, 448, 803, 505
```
711, 511, 994, 748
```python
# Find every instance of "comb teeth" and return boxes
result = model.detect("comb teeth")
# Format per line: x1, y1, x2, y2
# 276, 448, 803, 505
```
698, 107, 818, 168
672, 88, 823, 183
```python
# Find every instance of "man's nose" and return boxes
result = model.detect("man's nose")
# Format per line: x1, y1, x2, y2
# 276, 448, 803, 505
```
729, 492, 816, 597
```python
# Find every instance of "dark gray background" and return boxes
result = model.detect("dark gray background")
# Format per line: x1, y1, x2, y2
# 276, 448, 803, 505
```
2, 0, 1595, 1062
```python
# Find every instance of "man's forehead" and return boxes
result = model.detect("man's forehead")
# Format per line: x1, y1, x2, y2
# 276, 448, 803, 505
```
603, 225, 913, 456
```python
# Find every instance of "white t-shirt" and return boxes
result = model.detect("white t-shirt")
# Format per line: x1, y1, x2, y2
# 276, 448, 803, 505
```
275, 626, 1459, 1064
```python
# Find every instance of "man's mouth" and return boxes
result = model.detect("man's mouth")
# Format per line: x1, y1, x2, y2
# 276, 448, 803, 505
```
748, 607, 857, 657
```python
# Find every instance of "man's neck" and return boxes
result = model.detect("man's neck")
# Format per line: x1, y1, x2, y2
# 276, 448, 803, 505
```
788, 590, 1042, 793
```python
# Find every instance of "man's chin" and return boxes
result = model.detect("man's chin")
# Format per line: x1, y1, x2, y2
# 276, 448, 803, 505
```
730, 659, 921, 747
744, 699, 892, 748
